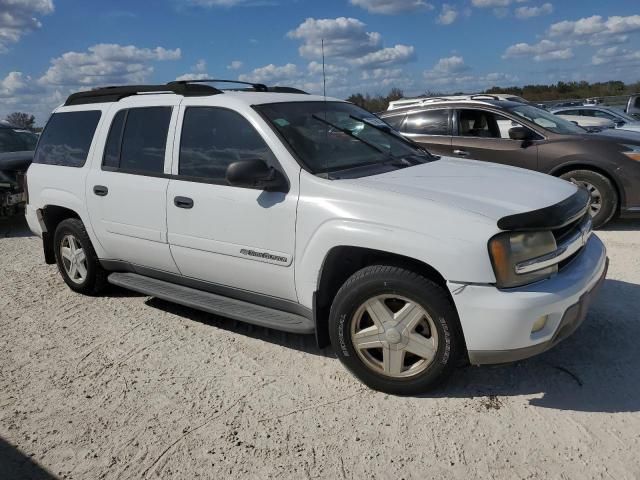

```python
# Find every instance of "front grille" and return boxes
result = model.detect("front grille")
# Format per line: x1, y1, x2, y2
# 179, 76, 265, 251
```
553, 213, 592, 270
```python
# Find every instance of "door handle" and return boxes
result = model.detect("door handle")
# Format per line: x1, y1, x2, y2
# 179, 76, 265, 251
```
453, 150, 470, 157
174, 196, 194, 209
93, 185, 108, 196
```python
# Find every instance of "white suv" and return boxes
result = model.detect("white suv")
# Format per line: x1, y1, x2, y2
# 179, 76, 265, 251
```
26, 80, 608, 395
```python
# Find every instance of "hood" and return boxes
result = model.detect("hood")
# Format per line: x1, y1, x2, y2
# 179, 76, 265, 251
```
348, 157, 578, 223
617, 123, 640, 134
590, 128, 640, 144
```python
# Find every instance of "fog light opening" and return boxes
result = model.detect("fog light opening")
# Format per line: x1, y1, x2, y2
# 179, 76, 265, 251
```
531, 315, 548, 334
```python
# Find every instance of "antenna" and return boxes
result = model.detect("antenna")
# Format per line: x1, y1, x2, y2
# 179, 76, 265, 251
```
322, 39, 327, 99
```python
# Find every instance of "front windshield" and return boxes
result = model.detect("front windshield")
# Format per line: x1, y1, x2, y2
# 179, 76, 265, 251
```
256, 101, 431, 174
0, 128, 38, 153
606, 109, 637, 123
508, 104, 586, 135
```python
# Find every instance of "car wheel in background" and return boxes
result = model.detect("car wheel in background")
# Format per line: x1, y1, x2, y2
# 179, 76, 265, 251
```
561, 170, 618, 228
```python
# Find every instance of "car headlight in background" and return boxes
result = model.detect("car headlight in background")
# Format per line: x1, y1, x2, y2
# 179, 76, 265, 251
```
622, 144, 640, 161
488, 231, 558, 288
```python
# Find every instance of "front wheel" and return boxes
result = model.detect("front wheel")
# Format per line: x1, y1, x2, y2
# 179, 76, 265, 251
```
560, 170, 617, 228
329, 265, 463, 395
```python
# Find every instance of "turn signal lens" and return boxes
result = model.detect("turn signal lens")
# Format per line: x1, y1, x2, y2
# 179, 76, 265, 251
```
531, 315, 548, 334
623, 152, 640, 161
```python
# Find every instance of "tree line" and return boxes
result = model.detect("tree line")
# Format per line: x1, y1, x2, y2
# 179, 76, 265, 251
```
347, 80, 640, 113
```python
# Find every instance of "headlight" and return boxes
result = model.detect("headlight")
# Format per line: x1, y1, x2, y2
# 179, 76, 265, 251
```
622, 144, 640, 161
488, 231, 558, 288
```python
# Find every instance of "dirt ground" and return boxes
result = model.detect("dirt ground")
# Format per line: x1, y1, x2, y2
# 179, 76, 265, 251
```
1, 215, 639, 480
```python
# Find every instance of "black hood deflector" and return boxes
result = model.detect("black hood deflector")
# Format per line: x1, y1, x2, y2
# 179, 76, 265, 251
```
497, 187, 590, 231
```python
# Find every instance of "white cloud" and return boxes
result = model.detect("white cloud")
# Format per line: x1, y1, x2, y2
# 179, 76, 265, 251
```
38, 44, 181, 87
503, 39, 573, 61
423, 55, 516, 89
515, 3, 553, 20
288, 17, 382, 59
175, 73, 210, 81
238, 63, 301, 84
349, 0, 433, 15
430, 55, 470, 74
227, 60, 243, 70
471, 0, 526, 7
183, 0, 276, 6
0, 0, 54, 52
437, 4, 458, 25
548, 15, 640, 41
353, 44, 416, 69
592, 46, 640, 66
307, 61, 348, 76
194, 59, 207, 72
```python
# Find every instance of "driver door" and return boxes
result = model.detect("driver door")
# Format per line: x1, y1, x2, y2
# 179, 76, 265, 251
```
450, 108, 539, 171
166, 104, 299, 301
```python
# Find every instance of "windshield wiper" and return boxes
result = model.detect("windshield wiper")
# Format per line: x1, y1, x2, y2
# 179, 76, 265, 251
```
311, 114, 385, 154
348, 115, 431, 155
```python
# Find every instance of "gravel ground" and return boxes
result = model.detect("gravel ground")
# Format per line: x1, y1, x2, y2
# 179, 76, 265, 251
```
1, 215, 639, 480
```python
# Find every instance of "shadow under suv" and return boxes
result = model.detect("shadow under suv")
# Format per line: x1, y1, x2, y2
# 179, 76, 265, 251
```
380, 97, 640, 228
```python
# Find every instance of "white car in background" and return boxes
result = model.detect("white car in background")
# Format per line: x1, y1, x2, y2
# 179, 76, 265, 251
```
550, 113, 615, 131
551, 106, 640, 133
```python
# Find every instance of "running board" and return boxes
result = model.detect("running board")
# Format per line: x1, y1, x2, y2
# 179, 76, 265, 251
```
107, 272, 315, 335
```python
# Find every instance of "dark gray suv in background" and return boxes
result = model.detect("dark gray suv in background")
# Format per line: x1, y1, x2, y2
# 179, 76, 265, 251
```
380, 97, 640, 228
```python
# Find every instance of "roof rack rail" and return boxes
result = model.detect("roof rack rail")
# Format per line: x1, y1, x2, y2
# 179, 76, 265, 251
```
470, 94, 500, 100
167, 79, 269, 92
64, 82, 222, 106
64, 79, 310, 106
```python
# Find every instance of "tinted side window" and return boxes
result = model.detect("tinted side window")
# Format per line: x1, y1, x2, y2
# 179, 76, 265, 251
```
118, 107, 171, 174
559, 109, 580, 116
383, 114, 405, 130
33, 111, 101, 167
179, 107, 277, 182
403, 110, 449, 135
103, 110, 126, 169
458, 110, 501, 138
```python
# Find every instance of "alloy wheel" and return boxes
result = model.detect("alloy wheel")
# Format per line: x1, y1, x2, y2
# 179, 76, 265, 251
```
60, 234, 88, 284
350, 295, 438, 378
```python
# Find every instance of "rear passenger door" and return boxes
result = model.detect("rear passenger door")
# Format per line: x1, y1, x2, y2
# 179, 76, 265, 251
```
399, 108, 452, 156
450, 108, 539, 171
85, 99, 181, 273
166, 104, 298, 301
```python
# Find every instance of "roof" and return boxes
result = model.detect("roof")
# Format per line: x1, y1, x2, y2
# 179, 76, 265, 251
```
380, 98, 525, 116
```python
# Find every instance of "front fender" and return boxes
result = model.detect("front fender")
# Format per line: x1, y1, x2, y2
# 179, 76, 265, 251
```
295, 218, 497, 309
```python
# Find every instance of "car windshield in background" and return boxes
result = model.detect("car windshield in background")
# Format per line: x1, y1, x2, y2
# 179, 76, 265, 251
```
0, 127, 38, 153
256, 101, 430, 175
508, 104, 586, 135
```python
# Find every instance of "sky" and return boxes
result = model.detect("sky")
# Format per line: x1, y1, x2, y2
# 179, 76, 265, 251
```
1, 0, 639, 124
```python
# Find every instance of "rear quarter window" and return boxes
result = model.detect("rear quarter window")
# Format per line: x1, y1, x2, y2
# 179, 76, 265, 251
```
33, 110, 101, 167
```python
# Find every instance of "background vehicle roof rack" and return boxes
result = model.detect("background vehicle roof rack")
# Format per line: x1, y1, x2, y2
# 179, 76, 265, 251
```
470, 94, 500, 100
65, 82, 222, 106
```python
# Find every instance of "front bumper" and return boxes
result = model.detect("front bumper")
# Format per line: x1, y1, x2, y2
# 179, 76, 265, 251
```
449, 235, 608, 365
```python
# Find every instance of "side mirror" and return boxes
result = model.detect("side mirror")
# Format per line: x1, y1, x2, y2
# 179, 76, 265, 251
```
226, 159, 288, 192
509, 126, 530, 141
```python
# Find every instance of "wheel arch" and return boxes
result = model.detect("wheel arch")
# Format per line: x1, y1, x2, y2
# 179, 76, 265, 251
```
40, 205, 81, 264
313, 245, 453, 348
549, 162, 624, 209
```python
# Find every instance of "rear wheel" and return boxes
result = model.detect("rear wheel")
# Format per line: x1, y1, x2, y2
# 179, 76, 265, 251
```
329, 265, 463, 395
54, 218, 107, 295
560, 169, 617, 228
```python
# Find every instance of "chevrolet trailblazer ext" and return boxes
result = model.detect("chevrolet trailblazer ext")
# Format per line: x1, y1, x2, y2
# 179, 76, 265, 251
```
25, 81, 608, 395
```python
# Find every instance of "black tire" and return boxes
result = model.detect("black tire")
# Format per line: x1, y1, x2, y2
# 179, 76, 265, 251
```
560, 170, 617, 228
329, 265, 463, 395
53, 218, 107, 295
